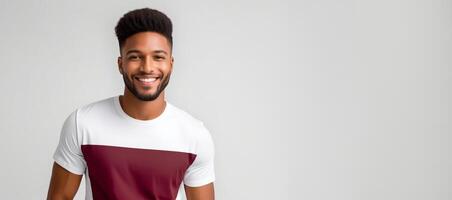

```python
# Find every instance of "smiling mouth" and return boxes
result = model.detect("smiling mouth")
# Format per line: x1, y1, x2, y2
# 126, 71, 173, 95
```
137, 77, 157, 82
134, 76, 160, 86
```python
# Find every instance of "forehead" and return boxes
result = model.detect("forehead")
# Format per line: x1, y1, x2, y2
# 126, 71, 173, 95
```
122, 32, 171, 54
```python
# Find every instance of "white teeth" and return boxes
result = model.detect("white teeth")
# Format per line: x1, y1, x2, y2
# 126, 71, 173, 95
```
138, 78, 157, 82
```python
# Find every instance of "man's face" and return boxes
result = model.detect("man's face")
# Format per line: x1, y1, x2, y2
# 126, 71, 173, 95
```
118, 32, 173, 101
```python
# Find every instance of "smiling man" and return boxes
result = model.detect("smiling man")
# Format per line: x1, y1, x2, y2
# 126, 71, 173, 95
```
47, 8, 215, 200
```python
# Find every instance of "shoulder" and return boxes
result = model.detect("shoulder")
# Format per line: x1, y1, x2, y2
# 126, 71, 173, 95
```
167, 103, 214, 158
66, 96, 116, 127
77, 96, 115, 116
167, 102, 203, 126
166, 102, 212, 140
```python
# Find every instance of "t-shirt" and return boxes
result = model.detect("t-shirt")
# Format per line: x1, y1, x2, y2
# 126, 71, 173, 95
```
53, 95, 215, 200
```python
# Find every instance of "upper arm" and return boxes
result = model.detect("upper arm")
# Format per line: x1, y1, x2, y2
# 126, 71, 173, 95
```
52, 110, 87, 175
184, 183, 215, 200
47, 162, 83, 200
48, 110, 87, 199
183, 123, 215, 186
183, 123, 216, 200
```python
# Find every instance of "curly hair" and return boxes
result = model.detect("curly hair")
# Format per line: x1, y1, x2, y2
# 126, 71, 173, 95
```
115, 8, 173, 51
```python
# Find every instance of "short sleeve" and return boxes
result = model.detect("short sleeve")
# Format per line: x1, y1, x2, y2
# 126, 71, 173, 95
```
183, 123, 215, 187
52, 109, 86, 175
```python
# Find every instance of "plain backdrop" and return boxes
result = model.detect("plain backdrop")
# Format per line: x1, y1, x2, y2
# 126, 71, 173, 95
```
0, 0, 450, 200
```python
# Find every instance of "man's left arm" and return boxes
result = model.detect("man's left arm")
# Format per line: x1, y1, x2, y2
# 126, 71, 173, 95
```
183, 122, 216, 200
185, 183, 215, 200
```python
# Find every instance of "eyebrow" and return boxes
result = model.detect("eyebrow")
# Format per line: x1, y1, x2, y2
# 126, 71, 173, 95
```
125, 49, 168, 55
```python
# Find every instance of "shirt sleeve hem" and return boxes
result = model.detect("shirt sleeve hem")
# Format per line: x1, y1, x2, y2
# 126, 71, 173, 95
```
183, 176, 215, 187
53, 157, 85, 175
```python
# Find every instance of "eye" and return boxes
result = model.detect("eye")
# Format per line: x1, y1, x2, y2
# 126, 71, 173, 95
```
127, 55, 140, 60
154, 55, 165, 60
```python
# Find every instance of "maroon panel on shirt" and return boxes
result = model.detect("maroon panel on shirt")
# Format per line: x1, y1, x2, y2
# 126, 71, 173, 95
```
81, 145, 196, 200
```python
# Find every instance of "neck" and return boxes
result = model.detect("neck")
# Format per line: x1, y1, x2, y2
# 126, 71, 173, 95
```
118, 89, 166, 121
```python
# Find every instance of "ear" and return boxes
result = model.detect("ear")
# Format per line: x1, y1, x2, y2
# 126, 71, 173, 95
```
168, 56, 174, 73
117, 56, 123, 75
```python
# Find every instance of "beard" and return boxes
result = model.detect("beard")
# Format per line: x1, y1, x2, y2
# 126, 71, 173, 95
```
122, 71, 171, 101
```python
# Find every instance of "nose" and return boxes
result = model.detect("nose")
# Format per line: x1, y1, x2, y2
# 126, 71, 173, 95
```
139, 55, 155, 73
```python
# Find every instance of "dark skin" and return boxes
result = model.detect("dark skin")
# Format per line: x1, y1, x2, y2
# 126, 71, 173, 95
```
47, 32, 214, 200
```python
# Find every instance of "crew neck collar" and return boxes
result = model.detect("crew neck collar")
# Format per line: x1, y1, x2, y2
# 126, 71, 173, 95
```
113, 95, 170, 125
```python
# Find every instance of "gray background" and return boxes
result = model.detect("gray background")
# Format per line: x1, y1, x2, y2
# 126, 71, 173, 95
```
0, 0, 450, 199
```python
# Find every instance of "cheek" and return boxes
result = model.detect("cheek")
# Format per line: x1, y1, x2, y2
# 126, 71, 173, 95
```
123, 62, 140, 75
162, 62, 173, 72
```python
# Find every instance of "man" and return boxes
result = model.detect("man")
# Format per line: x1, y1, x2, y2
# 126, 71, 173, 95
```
47, 8, 215, 200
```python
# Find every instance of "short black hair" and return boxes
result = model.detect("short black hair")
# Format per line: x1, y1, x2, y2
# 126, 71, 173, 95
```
115, 8, 173, 52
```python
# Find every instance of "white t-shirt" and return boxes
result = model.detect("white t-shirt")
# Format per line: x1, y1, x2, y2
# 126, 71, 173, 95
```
53, 95, 215, 200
